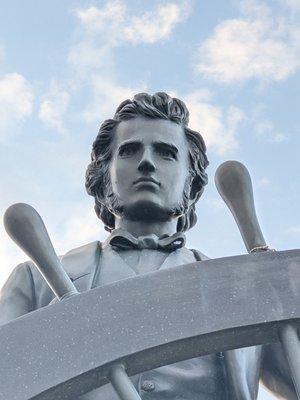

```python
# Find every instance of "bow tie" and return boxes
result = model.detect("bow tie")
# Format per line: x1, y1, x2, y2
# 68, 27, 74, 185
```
107, 229, 186, 252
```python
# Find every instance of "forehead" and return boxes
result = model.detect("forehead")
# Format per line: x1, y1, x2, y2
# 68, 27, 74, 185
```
113, 117, 188, 149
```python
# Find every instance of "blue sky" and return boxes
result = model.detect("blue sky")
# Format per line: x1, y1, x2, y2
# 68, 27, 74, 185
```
0, 1, 299, 398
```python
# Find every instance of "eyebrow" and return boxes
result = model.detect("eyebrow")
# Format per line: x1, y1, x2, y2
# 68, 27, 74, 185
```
117, 139, 179, 155
153, 141, 179, 154
117, 139, 143, 151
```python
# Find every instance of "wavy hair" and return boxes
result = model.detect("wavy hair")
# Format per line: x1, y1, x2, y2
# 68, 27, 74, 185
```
85, 92, 209, 232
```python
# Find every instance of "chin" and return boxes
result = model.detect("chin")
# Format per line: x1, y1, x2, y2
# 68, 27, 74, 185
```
124, 200, 171, 222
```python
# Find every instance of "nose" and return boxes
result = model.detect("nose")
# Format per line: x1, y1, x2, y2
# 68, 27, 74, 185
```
138, 148, 156, 173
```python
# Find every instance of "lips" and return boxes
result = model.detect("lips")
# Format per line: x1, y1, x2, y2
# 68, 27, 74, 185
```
133, 177, 160, 186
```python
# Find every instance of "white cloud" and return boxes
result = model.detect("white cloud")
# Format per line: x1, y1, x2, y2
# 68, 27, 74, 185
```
204, 197, 225, 211
196, 0, 300, 84
69, 1, 189, 76
68, 40, 113, 77
82, 76, 146, 123
123, 2, 189, 44
280, 0, 300, 13
75, 2, 126, 35
184, 90, 245, 154
64, 1, 191, 133
286, 226, 300, 236
0, 73, 34, 139
69, 1, 125, 76
74, 1, 188, 45
68, 1, 189, 122
255, 120, 287, 142
53, 207, 107, 254
38, 83, 70, 133
256, 177, 271, 188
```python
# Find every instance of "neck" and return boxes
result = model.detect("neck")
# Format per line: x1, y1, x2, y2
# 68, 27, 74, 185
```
115, 217, 178, 238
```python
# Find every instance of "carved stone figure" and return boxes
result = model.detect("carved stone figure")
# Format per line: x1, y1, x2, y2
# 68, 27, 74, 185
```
0, 93, 296, 399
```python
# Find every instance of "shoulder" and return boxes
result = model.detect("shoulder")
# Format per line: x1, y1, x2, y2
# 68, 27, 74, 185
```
3, 240, 102, 289
0, 241, 103, 322
0, 261, 38, 324
1, 261, 36, 291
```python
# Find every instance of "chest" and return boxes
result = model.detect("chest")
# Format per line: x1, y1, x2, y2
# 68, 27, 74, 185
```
115, 249, 169, 274
93, 247, 198, 287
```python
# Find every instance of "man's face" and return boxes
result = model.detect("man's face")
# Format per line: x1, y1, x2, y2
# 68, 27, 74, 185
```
108, 116, 191, 221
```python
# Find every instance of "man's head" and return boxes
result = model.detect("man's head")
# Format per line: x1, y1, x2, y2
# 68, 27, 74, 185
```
85, 92, 209, 232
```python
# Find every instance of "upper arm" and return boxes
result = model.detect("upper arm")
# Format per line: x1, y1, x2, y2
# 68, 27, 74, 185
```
261, 343, 297, 399
0, 262, 36, 326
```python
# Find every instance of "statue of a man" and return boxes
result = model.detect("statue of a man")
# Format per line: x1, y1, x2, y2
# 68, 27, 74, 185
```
0, 93, 296, 399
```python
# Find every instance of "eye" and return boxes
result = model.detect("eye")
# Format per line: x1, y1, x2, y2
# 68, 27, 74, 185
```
157, 147, 176, 160
118, 144, 138, 157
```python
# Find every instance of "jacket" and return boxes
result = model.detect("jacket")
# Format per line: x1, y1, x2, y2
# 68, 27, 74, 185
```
0, 241, 294, 399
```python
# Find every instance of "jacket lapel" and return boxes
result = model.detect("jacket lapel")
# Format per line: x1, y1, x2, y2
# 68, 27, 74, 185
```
61, 241, 101, 292
92, 246, 136, 287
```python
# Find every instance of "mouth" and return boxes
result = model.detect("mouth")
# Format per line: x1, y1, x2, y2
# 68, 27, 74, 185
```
133, 177, 160, 186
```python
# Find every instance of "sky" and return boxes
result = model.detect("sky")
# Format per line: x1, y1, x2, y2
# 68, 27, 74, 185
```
0, 1, 299, 398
